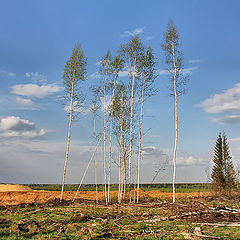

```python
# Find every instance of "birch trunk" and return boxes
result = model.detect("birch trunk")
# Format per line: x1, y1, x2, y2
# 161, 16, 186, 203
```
137, 74, 145, 203
93, 105, 98, 203
123, 134, 127, 199
103, 73, 107, 204
60, 79, 74, 201
118, 118, 123, 203
172, 43, 178, 204
128, 58, 136, 202
107, 74, 117, 203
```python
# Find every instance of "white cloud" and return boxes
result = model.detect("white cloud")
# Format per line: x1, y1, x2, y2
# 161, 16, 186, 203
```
181, 66, 198, 75
141, 146, 206, 167
16, 97, 34, 106
89, 72, 101, 79
119, 70, 129, 78
9, 72, 15, 77
90, 69, 129, 79
157, 69, 169, 75
0, 116, 47, 139
1, 70, 15, 77
25, 72, 46, 83
122, 27, 145, 37
189, 59, 201, 64
11, 83, 63, 98
199, 82, 240, 114
100, 96, 112, 113
146, 36, 153, 41
212, 114, 240, 124
64, 101, 90, 115
157, 66, 198, 76
147, 134, 162, 139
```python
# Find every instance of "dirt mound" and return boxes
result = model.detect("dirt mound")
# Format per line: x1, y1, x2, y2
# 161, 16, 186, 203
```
0, 184, 32, 192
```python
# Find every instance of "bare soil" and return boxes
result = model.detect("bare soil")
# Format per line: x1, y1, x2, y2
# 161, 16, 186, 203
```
0, 184, 32, 192
0, 185, 211, 206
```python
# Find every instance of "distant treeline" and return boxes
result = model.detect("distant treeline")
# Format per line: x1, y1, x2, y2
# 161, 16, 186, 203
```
25, 183, 211, 192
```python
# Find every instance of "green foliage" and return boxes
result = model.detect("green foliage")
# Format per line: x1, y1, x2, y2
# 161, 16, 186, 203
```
62, 42, 87, 117
211, 132, 237, 192
161, 20, 187, 96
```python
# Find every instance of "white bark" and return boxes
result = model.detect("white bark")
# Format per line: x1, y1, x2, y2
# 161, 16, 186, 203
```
103, 73, 107, 204
137, 74, 145, 203
93, 106, 98, 203
107, 73, 117, 203
60, 80, 74, 201
172, 43, 178, 204
118, 118, 123, 203
128, 58, 136, 202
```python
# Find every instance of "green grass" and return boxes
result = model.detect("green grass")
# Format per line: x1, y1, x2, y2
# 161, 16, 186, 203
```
24, 183, 212, 193
0, 196, 239, 239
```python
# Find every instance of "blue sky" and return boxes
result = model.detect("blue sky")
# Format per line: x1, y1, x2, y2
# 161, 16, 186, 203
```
1, 0, 240, 184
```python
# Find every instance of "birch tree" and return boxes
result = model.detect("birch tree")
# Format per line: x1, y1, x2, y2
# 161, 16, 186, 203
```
107, 55, 124, 203
161, 21, 187, 203
90, 85, 101, 203
60, 43, 87, 201
113, 83, 130, 202
136, 46, 157, 202
121, 35, 143, 202
100, 50, 112, 204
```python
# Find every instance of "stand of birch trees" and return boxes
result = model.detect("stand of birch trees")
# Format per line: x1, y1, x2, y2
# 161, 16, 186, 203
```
61, 21, 189, 204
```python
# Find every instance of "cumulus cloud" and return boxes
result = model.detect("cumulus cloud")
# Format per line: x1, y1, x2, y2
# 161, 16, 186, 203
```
64, 101, 90, 115
16, 97, 34, 106
199, 82, 240, 114
0, 116, 47, 139
11, 83, 63, 98
141, 146, 206, 166
122, 27, 145, 37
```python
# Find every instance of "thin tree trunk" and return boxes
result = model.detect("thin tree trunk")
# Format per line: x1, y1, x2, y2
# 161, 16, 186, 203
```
103, 73, 107, 204
137, 75, 145, 203
172, 43, 178, 204
93, 105, 98, 203
60, 80, 74, 201
118, 118, 123, 203
107, 73, 117, 203
128, 58, 136, 202
123, 134, 127, 199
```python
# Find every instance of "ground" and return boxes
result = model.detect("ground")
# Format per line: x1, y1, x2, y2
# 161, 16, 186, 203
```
0, 185, 239, 239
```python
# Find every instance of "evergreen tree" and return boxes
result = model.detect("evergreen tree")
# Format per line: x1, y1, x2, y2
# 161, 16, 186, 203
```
211, 132, 225, 192
211, 132, 236, 193
222, 133, 236, 192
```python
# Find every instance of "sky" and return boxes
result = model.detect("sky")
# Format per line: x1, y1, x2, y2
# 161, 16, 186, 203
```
0, 0, 240, 184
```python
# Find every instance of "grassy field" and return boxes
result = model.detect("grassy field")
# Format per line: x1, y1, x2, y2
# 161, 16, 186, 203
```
26, 183, 212, 192
0, 193, 239, 239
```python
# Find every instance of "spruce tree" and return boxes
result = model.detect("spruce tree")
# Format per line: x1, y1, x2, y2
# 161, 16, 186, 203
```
211, 132, 225, 192
222, 133, 236, 192
211, 132, 236, 193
